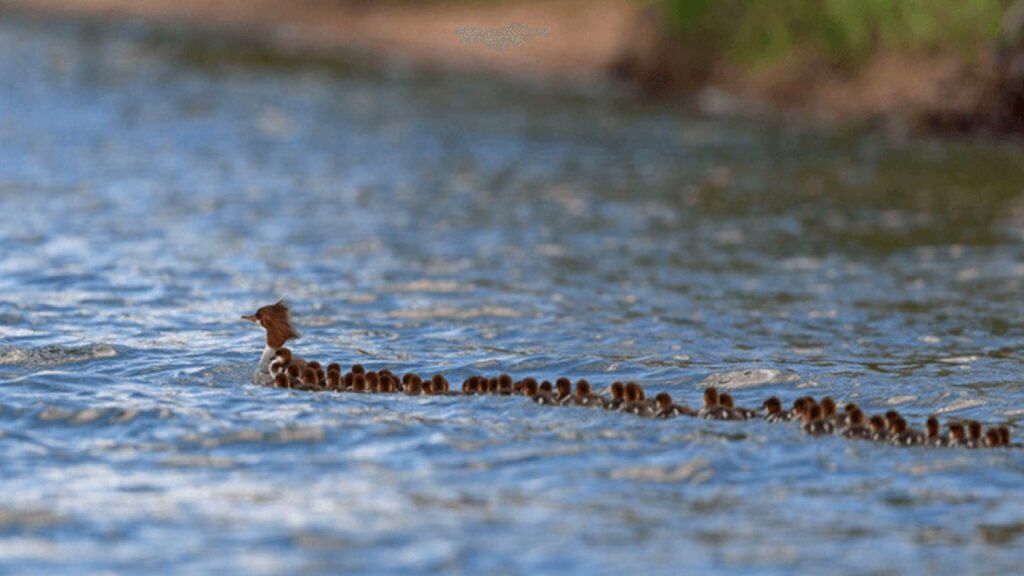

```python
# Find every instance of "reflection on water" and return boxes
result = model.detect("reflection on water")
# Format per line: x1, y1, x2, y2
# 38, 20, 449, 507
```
1, 12, 1023, 576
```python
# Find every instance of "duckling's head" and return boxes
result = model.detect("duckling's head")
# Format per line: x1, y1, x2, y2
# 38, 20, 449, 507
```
610, 382, 624, 400
274, 373, 290, 389
556, 378, 572, 399
968, 421, 983, 440
869, 415, 886, 432
655, 392, 672, 410
949, 423, 966, 440
719, 392, 734, 408
926, 417, 940, 438
763, 396, 782, 414
576, 379, 591, 397
301, 367, 317, 385
703, 387, 719, 408
242, 300, 300, 349
821, 397, 836, 418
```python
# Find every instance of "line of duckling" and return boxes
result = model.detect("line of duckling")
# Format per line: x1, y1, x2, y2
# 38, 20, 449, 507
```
268, 347, 1014, 449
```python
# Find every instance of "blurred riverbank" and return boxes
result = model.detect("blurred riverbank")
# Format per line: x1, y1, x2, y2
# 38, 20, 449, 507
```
2, 0, 1022, 134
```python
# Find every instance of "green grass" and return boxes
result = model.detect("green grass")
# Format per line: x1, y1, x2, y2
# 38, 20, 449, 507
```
658, 0, 1012, 69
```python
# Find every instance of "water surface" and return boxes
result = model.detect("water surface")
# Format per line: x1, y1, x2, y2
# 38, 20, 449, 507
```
1, 13, 1023, 575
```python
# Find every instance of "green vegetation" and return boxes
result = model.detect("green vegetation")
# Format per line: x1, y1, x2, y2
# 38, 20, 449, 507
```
658, 0, 1013, 68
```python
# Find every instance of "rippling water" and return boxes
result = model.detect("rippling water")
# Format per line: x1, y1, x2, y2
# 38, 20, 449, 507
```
2, 13, 1024, 575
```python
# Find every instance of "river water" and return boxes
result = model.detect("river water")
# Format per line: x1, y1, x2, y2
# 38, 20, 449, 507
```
1, 13, 1023, 575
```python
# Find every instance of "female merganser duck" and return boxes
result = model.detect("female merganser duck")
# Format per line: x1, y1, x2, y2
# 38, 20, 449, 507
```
762, 397, 786, 422
718, 393, 759, 420
802, 404, 834, 436
654, 392, 696, 418
925, 417, 948, 447
603, 382, 625, 410
243, 300, 302, 387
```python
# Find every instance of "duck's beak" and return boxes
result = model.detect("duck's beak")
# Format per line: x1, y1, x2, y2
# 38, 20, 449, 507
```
241, 314, 257, 322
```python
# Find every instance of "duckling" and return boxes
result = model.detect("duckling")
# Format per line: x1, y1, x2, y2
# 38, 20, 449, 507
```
529, 379, 558, 405
404, 374, 422, 395
762, 396, 787, 422
948, 423, 967, 447
654, 392, 696, 418
889, 417, 924, 447
620, 383, 655, 417
603, 382, 625, 410
295, 367, 320, 392
719, 392, 759, 420
698, 387, 740, 421
786, 396, 814, 421
985, 428, 1002, 448
555, 378, 573, 405
565, 379, 604, 407
841, 408, 870, 440
325, 370, 342, 392
497, 374, 513, 396
273, 373, 291, 389
802, 404, 834, 436
925, 417, 948, 447
998, 427, 1012, 447
965, 421, 984, 449
869, 415, 890, 442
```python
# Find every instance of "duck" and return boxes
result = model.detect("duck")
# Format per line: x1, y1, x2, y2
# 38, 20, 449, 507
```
869, 415, 889, 442
565, 380, 604, 407
718, 392, 759, 420
404, 375, 422, 395
841, 408, 870, 440
554, 378, 574, 405
998, 427, 1012, 447
325, 370, 342, 391
654, 392, 696, 418
985, 428, 1002, 448
786, 396, 814, 421
965, 421, 984, 449
603, 382, 626, 410
947, 423, 967, 447
619, 383, 655, 417
497, 374, 514, 396
698, 387, 741, 421
925, 417, 948, 447
889, 417, 924, 447
802, 404, 834, 436
273, 373, 291, 389
528, 379, 558, 405
242, 300, 303, 387
762, 396, 787, 422
295, 366, 321, 392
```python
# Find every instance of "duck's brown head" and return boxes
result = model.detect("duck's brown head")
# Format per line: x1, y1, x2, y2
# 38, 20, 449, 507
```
242, 300, 300, 349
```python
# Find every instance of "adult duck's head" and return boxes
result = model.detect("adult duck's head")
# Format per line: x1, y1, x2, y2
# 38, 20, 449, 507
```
242, 300, 300, 349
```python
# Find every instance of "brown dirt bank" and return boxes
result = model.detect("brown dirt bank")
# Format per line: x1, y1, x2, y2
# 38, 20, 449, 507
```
1, 0, 1018, 133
